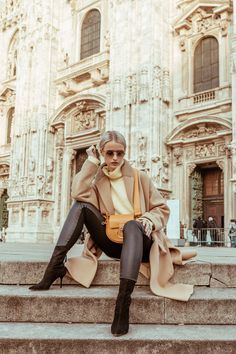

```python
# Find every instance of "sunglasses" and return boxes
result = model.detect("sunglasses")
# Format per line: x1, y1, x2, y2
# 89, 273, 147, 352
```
104, 150, 125, 157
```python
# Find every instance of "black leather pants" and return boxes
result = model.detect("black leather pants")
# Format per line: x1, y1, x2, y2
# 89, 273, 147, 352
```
56, 201, 153, 282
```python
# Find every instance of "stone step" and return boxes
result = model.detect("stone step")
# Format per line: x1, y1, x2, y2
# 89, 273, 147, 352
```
1, 259, 236, 288
0, 323, 235, 354
0, 285, 235, 325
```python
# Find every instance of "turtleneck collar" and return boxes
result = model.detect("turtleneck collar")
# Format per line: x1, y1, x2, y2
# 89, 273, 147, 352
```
102, 161, 124, 180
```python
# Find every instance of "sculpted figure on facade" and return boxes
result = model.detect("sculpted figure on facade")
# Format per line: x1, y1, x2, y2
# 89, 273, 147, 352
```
138, 135, 147, 168
74, 110, 97, 131
104, 31, 110, 51
37, 175, 45, 196
56, 127, 64, 146
46, 157, 54, 172
125, 75, 132, 105
151, 154, 162, 186
195, 143, 216, 158
187, 163, 197, 177
179, 36, 186, 52
139, 68, 149, 103
162, 68, 170, 103
153, 65, 161, 98
161, 157, 169, 184
173, 146, 183, 165
113, 78, 122, 110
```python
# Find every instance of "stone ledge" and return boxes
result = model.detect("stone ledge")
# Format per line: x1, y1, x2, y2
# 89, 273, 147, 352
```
0, 323, 235, 354
0, 285, 235, 325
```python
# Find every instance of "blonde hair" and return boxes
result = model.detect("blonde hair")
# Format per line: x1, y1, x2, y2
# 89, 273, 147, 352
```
99, 131, 126, 151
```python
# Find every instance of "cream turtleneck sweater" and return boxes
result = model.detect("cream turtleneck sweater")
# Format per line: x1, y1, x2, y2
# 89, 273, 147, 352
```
102, 164, 134, 215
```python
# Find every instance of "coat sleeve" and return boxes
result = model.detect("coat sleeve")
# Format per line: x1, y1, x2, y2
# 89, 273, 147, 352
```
140, 173, 170, 231
71, 159, 99, 206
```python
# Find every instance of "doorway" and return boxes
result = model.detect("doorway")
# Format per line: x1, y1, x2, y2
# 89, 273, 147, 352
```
191, 164, 224, 227
202, 167, 224, 227
0, 189, 9, 230
75, 147, 88, 173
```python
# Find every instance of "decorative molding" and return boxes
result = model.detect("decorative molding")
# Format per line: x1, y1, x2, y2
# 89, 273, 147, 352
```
195, 142, 216, 158
174, 2, 232, 38
173, 146, 183, 165
216, 159, 224, 170
187, 163, 197, 176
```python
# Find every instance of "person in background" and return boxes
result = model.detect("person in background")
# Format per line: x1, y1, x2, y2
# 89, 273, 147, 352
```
193, 216, 203, 245
228, 219, 236, 248
207, 216, 218, 246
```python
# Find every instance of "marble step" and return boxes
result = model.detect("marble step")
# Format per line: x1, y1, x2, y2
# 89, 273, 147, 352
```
0, 322, 235, 354
1, 259, 236, 288
0, 285, 236, 325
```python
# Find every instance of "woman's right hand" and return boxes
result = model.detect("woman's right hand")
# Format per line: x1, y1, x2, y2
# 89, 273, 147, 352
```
86, 145, 100, 160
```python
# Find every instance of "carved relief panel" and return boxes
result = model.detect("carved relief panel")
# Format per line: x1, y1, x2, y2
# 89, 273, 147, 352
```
191, 169, 203, 220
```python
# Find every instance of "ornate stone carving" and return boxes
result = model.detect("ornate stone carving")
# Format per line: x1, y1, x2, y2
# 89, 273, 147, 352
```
104, 31, 110, 51
125, 75, 132, 105
113, 78, 122, 110
0, 188, 5, 198
139, 68, 149, 103
173, 146, 183, 165
152, 65, 161, 98
187, 163, 197, 176
195, 143, 216, 158
73, 110, 97, 131
191, 170, 203, 219
56, 126, 65, 146
161, 157, 169, 183
0, 0, 21, 31
162, 68, 170, 103
58, 80, 79, 97
216, 160, 224, 171
0, 165, 9, 175
44, 157, 54, 195
186, 148, 194, 160
151, 155, 162, 186
178, 124, 218, 140
138, 135, 147, 168
218, 144, 226, 157
37, 175, 45, 196
179, 36, 186, 52
175, 5, 232, 39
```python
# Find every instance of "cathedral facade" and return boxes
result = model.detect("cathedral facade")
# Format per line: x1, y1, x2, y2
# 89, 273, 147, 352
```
0, 0, 235, 242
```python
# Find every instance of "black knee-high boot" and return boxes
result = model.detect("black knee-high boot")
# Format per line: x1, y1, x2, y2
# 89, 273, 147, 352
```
111, 278, 136, 336
29, 202, 87, 291
29, 246, 67, 291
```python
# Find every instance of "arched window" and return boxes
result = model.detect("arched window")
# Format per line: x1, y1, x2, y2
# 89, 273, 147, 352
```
7, 31, 19, 79
7, 108, 14, 144
80, 9, 101, 60
194, 36, 219, 93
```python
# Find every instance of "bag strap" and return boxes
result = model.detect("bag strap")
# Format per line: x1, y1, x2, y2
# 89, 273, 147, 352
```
133, 169, 141, 217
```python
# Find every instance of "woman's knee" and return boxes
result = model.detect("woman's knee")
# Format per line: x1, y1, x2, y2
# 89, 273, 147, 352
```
123, 220, 142, 233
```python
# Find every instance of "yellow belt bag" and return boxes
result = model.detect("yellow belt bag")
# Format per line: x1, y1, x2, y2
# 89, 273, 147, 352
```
105, 169, 141, 244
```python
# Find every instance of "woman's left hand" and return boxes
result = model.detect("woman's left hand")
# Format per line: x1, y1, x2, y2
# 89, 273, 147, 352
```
137, 217, 153, 237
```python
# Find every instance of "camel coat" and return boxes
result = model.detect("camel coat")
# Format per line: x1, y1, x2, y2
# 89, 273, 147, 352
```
65, 159, 197, 301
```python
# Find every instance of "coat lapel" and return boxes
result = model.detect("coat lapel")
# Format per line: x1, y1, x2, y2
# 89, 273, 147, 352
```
96, 177, 115, 214
123, 175, 134, 205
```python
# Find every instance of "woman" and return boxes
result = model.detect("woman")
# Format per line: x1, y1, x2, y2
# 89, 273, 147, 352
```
29, 130, 170, 336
